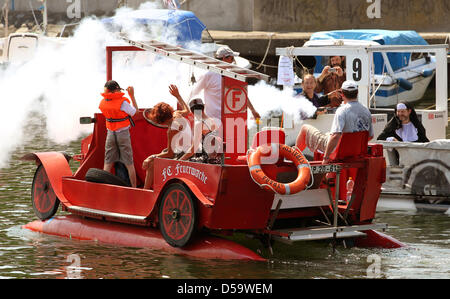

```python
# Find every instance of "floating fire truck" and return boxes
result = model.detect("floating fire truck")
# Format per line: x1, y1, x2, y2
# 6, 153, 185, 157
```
22, 36, 404, 260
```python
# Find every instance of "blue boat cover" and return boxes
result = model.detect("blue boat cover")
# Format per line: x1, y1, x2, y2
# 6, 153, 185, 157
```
102, 9, 206, 44
309, 30, 429, 74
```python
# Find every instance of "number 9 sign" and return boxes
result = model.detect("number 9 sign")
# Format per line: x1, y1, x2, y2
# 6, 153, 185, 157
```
346, 53, 369, 86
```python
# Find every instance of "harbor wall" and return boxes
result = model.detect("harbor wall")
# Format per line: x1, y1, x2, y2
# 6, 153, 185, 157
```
0, 0, 117, 14
1, 0, 449, 32
183, 0, 450, 33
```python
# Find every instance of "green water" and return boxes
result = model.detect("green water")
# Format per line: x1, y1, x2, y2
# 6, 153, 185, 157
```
0, 111, 449, 279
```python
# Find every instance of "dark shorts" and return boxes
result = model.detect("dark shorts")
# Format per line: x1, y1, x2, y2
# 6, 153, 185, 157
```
104, 129, 133, 166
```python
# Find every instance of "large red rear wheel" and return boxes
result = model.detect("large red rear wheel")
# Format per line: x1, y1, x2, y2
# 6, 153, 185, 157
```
31, 165, 60, 220
159, 183, 197, 247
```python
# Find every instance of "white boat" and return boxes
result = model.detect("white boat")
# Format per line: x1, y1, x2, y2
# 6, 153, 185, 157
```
299, 30, 436, 108
0, 32, 67, 66
101, 8, 251, 69
275, 42, 449, 212
376, 140, 450, 213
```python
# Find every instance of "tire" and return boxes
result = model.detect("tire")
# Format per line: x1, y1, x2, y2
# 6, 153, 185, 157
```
412, 166, 450, 197
159, 183, 197, 247
85, 168, 130, 187
31, 165, 60, 220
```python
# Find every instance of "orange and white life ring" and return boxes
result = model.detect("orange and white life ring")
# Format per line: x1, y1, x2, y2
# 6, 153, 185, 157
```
247, 143, 311, 195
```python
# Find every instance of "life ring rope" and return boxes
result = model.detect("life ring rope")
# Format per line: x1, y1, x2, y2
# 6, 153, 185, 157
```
292, 145, 314, 189
246, 143, 312, 195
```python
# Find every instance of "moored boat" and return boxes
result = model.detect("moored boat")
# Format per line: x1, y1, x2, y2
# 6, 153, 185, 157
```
276, 41, 448, 213
298, 30, 436, 108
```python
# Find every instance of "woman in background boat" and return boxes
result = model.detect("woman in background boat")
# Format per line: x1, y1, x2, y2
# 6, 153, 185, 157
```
296, 74, 330, 119
377, 102, 429, 142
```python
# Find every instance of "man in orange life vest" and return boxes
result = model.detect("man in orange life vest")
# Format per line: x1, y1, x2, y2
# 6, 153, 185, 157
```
99, 80, 139, 187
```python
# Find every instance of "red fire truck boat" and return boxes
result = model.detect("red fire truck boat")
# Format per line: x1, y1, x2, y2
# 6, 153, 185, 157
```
22, 37, 404, 261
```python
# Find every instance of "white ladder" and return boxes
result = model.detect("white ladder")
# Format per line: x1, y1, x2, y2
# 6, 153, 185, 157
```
118, 34, 270, 83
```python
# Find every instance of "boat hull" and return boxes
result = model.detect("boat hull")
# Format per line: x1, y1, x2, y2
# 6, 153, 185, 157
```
373, 73, 435, 107
377, 140, 450, 213
22, 215, 267, 261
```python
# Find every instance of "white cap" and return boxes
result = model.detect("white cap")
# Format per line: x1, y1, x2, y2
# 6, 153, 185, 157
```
341, 80, 358, 91
396, 103, 408, 110
215, 46, 240, 59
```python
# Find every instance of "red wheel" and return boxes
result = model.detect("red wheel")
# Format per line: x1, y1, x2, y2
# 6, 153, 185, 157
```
159, 183, 197, 247
31, 165, 60, 220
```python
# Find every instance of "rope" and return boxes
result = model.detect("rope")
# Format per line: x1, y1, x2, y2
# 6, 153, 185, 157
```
247, 59, 278, 69
256, 33, 274, 70
369, 73, 388, 108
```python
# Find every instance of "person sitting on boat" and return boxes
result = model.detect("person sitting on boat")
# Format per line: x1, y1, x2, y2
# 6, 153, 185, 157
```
296, 73, 330, 119
142, 84, 191, 190
377, 102, 429, 143
179, 98, 222, 164
315, 56, 346, 107
295, 80, 374, 164
99, 80, 139, 188
189, 46, 260, 123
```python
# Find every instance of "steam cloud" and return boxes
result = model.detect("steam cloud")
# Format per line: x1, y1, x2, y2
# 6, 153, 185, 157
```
0, 2, 313, 168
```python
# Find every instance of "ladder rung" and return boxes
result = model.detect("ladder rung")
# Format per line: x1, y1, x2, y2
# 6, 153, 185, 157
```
119, 35, 270, 83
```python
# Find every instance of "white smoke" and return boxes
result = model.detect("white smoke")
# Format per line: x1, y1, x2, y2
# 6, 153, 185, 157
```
0, 3, 313, 168
248, 80, 316, 128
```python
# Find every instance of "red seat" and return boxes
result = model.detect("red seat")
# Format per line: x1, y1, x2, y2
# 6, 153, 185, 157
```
329, 131, 369, 161
314, 131, 369, 162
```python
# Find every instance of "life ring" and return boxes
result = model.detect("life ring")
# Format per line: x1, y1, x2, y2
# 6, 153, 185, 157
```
247, 143, 311, 195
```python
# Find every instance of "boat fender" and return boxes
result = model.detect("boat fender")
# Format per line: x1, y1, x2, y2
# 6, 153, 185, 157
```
421, 69, 433, 78
247, 143, 311, 195
397, 78, 413, 91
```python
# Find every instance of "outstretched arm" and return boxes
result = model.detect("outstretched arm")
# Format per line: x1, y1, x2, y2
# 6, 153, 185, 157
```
247, 98, 260, 120
169, 84, 190, 117
322, 132, 341, 164
127, 86, 139, 110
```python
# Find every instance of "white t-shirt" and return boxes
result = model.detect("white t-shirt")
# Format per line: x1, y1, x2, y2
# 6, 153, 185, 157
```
395, 122, 418, 142
190, 71, 222, 121
330, 101, 374, 137
112, 100, 136, 132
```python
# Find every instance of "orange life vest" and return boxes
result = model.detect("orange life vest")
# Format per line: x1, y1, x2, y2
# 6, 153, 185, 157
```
99, 92, 133, 131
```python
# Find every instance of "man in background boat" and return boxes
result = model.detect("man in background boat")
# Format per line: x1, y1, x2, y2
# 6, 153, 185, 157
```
377, 102, 429, 142
315, 56, 346, 107
99, 80, 139, 188
189, 46, 260, 124
296, 80, 373, 164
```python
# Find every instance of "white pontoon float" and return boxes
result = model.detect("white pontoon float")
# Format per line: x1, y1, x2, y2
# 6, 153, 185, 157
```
276, 44, 449, 212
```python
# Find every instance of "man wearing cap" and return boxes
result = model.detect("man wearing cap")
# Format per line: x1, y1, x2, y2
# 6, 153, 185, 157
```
189, 46, 260, 123
296, 80, 373, 164
377, 102, 429, 142
99, 80, 139, 187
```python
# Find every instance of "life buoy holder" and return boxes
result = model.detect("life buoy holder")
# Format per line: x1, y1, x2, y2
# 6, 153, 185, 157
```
247, 143, 311, 195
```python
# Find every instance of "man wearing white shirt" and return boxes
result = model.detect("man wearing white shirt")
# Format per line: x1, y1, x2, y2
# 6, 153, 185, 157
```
190, 46, 260, 123
295, 80, 374, 164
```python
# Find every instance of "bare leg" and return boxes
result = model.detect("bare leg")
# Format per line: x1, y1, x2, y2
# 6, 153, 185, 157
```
295, 125, 308, 152
104, 163, 113, 173
143, 159, 155, 190
126, 164, 137, 188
